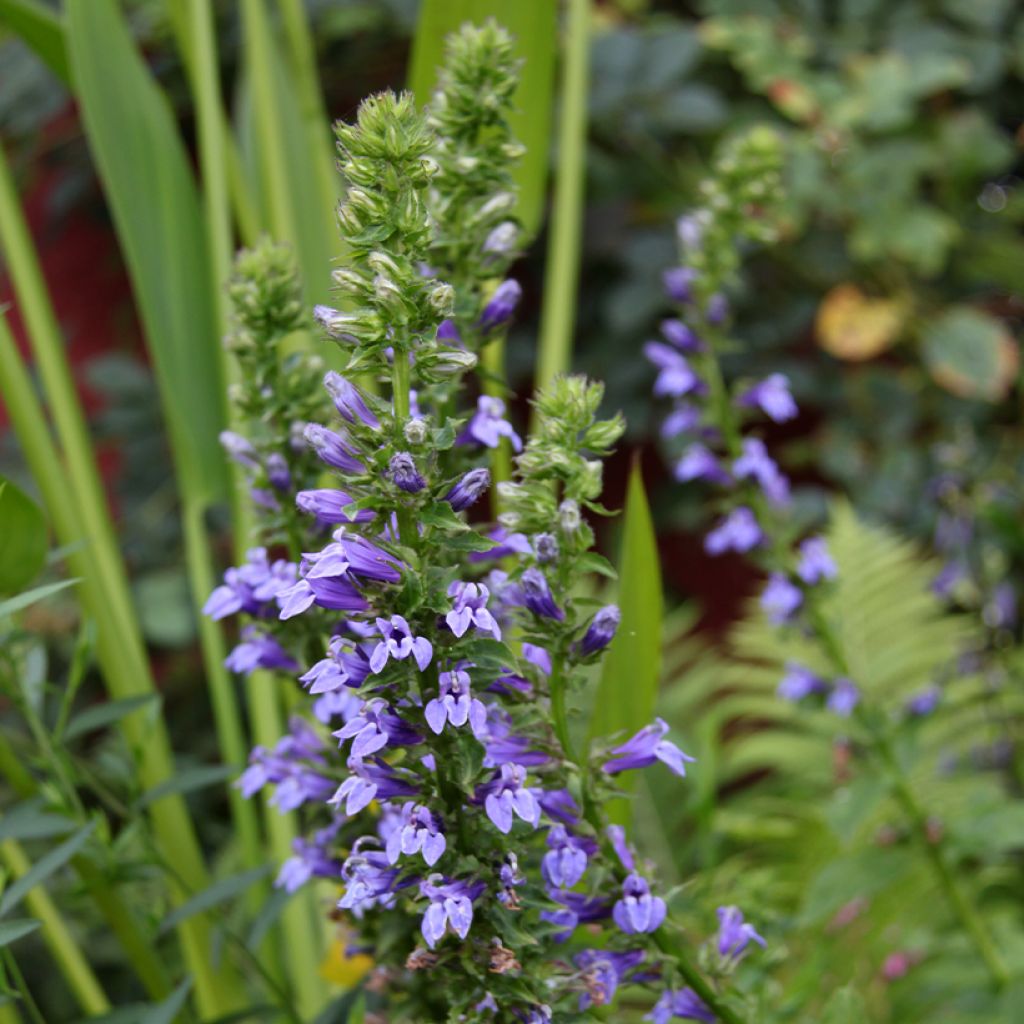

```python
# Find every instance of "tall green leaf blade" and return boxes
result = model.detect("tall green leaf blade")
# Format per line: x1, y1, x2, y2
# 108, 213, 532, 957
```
0, 822, 95, 916
0, 476, 47, 594
158, 865, 271, 936
408, 0, 557, 237
0, 0, 71, 85
589, 461, 663, 823
66, 0, 227, 503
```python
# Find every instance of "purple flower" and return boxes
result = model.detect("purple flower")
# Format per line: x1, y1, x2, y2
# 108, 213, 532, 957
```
204, 548, 298, 620
445, 468, 491, 511
425, 667, 488, 738
300, 636, 372, 694
369, 615, 433, 674
576, 949, 644, 1010
219, 430, 260, 470
339, 842, 405, 914
446, 581, 501, 639
479, 279, 522, 331
305, 528, 403, 585
645, 342, 700, 398
533, 532, 559, 563
522, 643, 552, 675
705, 506, 763, 555
777, 662, 825, 702
906, 686, 940, 717
330, 756, 419, 815
613, 872, 666, 934
649, 989, 714, 1024
733, 438, 790, 507
311, 688, 361, 725
483, 763, 541, 834
468, 527, 532, 563
706, 292, 729, 324
674, 443, 730, 485
420, 875, 484, 947
739, 372, 797, 423
237, 717, 334, 812
480, 709, 550, 769
539, 789, 581, 827
663, 266, 697, 303
265, 453, 290, 490
542, 824, 592, 889
385, 803, 446, 867
334, 697, 423, 757
660, 318, 702, 352
224, 626, 298, 676
604, 718, 695, 778
296, 488, 375, 524
498, 852, 524, 906
519, 568, 564, 621
541, 890, 610, 942
389, 451, 426, 493
676, 212, 707, 250
304, 423, 365, 474
580, 605, 620, 656
276, 822, 344, 893
607, 824, 635, 870
662, 404, 701, 439
797, 536, 837, 585
313, 305, 359, 343
717, 905, 766, 962
761, 573, 803, 625
827, 678, 860, 717
277, 573, 368, 619
323, 371, 379, 429
461, 395, 523, 452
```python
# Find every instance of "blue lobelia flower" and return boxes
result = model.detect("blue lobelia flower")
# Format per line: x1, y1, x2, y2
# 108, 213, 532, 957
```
389, 452, 426, 493
304, 423, 366, 474
662, 265, 697, 302
716, 905, 767, 963
613, 872, 666, 935
541, 824, 593, 889
603, 717, 695, 778
460, 395, 523, 452
424, 666, 488, 739
479, 279, 522, 331
519, 568, 564, 621
674, 443, 731, 485
733, 437, 790, 507
797, 535, 837, 584
776, 662, 825, 702
705, 506, 763, 555
575, 949, 645, 1010
300, 636, 372, 694
329, 755, 419, 815
648, 988, 715, 1024
445, 467, 492, 511
368, 615, 433, 673
334, 697, 423, 757
579, 605, 621, 656
659, 318, 703, 352
296, 487, 375, 524
419, 874, 485, 947
323, 370, 379, 429
446, 580, 502, 639
482, 762, 542, 834
204, 547, 298, 620
738, 372, 797, 423
305, 528, 404, 585
225, 626, 298, 676
644, 341, 701, 399
827, 677, 860, 717
661, 403, 702, 439
385, 802, 446, 867
761, 573, 803, 625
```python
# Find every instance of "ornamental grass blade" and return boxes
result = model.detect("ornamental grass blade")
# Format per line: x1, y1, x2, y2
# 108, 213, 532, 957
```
589, 459, 663, 821
66, 0, 227, 505
0, 477, 47, 594
0, 0, 70, 85
408, 0, 557, 238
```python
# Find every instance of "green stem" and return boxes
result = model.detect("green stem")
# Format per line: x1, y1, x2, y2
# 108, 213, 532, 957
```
3, 951, 45, 1024
0, 317, 244, 1016
548, 651, 575, 762
532, 0, 590, 406
0, 838, 110, 1017
654, 932, 747, 1024
391, 353, 417, 549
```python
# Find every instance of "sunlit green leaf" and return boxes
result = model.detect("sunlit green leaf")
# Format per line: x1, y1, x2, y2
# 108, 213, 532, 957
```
0, 476, 47, 595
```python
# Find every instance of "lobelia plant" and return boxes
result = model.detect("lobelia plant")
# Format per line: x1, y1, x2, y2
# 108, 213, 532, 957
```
646, 127, 1015, 999
206, 22, 766, 1024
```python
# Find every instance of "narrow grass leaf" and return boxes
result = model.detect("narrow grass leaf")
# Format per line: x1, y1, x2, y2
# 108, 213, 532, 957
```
136, 764, 237, 810
0, 478, 47, 594
158, 866, 271, 936
0, 822, 95, 916
63, 695, 158, 742
408, 0, 556, 237
0, 578, 78, 618
0, 801, 76, 842
0, 919, 40, 947
0, 0, 71, 84
66, 0, 227, 504
140, 977, 193, 1024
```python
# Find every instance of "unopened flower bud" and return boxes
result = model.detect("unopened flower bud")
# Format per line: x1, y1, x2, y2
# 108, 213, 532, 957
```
559, 499, 581, 533
404, 418, 428, 446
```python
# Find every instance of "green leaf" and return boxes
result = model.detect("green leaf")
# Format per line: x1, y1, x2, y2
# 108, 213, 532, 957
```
408, 0, 557, 237
0, 801, 76, 842
922, 305, 1017, 402
589, 461, 663, 823
0, 822, 95, 916
0, 477, 46, 595
0, 918, 40, 947
140, 977, 193, 1024
0, 0, 71, 85
66, 0, 227, 503
158, 865, 271, 936
136, 764, 237, 810
0, 577, 79, 618
63, 694, 159, 741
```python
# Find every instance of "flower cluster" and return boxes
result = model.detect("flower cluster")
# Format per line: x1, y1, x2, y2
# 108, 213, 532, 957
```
205, 24, 766, 1023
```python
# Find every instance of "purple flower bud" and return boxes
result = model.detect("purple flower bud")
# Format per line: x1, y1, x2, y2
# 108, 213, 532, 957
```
649, 988, 714, 1024
219, 430, 260, 470
777, 662, 824, 702
733, 438, 790, 507
296, 488, 375, 524
827, 677, 860, 717
519, 568, 564, 621
522, 643, 552, 675
389, 451, 426, 493
706, 292, 729, 324
479, 279, 522, 331
612, 872, 666, 935
662, 266, 697, 303
483, 220, 519, 255
607, 824, 634, 870
674, 443, 730, 485
580, 605, 620, 656
797, 535, 837, 585
644, 342, 700, 398
445, 468, 491, 511
738, 373, 797, 423
323, 371, 379, 429
716, 905, 766, 962
906, 686, 940, 717
436, 319, 461, 345
761, 573, 803, 625
661, 404, 701, 439
705, 506, 763, 555
660, 318, 703, 352
304, 423, 365, 474
604, 718, 695, 778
